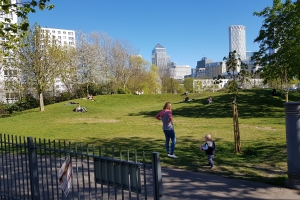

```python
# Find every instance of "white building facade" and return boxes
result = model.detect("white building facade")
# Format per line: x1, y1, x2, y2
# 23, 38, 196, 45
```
169, 65, 191, 81
0, 0, 20, 103
229, 25, 246, 60
41, 28, 76, 95
41, 27, 75, 47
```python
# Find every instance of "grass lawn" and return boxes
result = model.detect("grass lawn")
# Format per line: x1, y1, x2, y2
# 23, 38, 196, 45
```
1, 89, 300, 186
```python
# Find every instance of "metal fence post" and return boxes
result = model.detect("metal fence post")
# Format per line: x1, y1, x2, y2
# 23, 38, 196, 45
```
27, 137, 40, 200
284, 102, 300, 189
152, 152, 163, 200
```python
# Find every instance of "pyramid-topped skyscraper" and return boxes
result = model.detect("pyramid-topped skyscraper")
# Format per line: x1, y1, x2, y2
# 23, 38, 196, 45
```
151, 43, 171, 72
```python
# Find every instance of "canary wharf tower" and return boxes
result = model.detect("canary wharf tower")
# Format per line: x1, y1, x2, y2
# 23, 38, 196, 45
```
229, 25, 246, 60
152, 43, 171, 71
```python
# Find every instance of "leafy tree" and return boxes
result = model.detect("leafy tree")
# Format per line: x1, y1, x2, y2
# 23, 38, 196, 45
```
253, 0, 300, 102
0, 0, 54, 55
16, 25, 73, 111
183, 78, 194, 93
126, 56, 149, 93
163, 78, 183, 94
193, 80, 203, 93
141, 64, 160, 94
215, 51, 251, 153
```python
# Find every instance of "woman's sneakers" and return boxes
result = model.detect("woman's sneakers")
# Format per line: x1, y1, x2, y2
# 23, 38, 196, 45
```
168, 154, 177, 158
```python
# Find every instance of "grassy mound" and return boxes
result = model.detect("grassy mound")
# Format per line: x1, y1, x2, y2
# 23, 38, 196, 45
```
1, 89, 300, 186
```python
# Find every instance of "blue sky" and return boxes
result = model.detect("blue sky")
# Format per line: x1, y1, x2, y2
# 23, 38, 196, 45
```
28, 0, 273, 68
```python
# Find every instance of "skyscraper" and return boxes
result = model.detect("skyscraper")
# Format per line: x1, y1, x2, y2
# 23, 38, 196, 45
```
151, 43, 171, 71
229, 25, 246, 60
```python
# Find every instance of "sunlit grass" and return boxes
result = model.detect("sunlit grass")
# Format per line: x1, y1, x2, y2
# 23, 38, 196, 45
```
1, 89, 300, 186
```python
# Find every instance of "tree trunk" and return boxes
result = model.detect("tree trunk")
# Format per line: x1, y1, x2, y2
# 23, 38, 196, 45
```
232, 102, 241, 153
39, 92, 45, 112
86, 84, 89, 97
286, 91, 289, 102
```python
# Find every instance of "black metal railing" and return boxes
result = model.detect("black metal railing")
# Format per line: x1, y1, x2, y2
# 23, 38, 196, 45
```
0, 134, 163, 200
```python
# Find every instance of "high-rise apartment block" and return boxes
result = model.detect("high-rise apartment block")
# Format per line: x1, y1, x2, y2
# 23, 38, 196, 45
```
151, 43, 171, 71
40, 28, 76, 94
41, 27, 76, 47
229, 25, 246, 60
0, 0, 19, 103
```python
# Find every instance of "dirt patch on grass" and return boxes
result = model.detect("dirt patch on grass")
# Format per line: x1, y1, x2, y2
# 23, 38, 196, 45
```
255, 126, 276, 131
240, 124, 276, 131
59, 118, 119, 124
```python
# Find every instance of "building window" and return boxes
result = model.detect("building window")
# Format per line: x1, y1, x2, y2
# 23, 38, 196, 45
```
63, 36, 66, 39
63, 31, 66, 34
68, 32, 73, 35
58, 36, 61, 39
52, 30, 55, 33
4, 70, 17, 77
58, 31, 61, 34
68, 37, 74, 40
69, 42, 74, 45
6, 93, 19, 100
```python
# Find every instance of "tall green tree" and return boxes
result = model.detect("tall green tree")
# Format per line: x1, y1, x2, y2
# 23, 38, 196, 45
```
16, 25, 73, 111
254, 0, 300, 101
183, 78, 194, 93
0, 0, 54, 55
141, 64, 160, 94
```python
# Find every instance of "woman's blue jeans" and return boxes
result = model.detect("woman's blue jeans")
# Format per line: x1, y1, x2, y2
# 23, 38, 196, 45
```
163, 130, 176, 154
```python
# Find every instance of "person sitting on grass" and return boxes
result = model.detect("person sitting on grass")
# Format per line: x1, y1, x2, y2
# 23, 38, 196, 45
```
200, 134, 216, 169
184, 96, 189, 102
88, 94, 94, 101
207, 97, 213, 104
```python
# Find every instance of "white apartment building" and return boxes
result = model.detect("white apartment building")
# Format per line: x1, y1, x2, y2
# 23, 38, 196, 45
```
41, 27, 76, 95
0, 0, 20, 103
0, 26, 76, 103
41, 27, 76, 47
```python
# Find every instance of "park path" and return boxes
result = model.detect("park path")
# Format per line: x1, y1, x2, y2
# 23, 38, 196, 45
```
161, 167, 300, 200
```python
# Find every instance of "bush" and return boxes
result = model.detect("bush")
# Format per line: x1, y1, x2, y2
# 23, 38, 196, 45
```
117, 87, 131, 94
60, 92, 75, 101
16, 95, 39, 110
0, 103, 8, 114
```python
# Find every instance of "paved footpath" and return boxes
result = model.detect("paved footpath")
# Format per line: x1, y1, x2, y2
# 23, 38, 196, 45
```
161, 168, 300, 200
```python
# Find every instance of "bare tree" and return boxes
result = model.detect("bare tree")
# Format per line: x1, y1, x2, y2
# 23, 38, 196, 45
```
76, 31, 103, 95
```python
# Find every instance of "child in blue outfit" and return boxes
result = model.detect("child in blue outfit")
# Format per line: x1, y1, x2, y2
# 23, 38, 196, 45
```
200, 134, 216, 169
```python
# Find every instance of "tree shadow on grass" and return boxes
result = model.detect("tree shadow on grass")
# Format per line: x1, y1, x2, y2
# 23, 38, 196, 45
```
129, 90, 286, 119
82, 135, 287, 186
